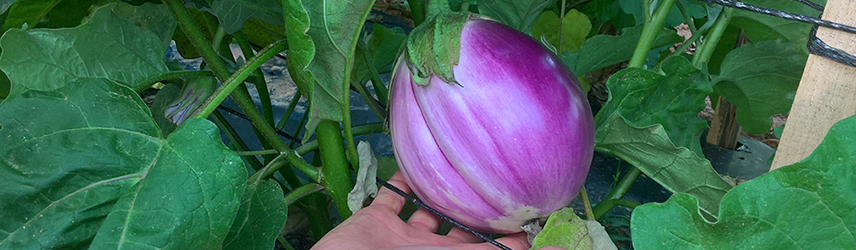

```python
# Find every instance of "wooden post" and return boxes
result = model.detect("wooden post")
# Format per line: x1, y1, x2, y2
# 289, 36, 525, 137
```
706, 96, 741, 149
770, 0, 856, 170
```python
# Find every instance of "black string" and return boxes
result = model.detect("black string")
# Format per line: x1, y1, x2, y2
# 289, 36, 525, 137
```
375, 177, 513, 250
215, 105, 302, 143
698, 0, 856, 68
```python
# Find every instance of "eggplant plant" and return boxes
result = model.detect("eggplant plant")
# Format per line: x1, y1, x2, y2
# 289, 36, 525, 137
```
0, 0, 851, 249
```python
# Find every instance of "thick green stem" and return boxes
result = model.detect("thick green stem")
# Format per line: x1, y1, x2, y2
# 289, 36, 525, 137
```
580, 186, 594, 221
295, 123, 382, 155
593, 199, 640, 220
342, 85, 360, 174
193, 40, 288, 119
408, 0, 426, 26
627, 0, 677, 68
316, 120, 355, 219
591, 167, 641, 219
692, 8, 735, 67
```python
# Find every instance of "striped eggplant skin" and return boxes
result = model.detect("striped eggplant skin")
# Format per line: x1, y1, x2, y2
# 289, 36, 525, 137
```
389, 18, 594, 233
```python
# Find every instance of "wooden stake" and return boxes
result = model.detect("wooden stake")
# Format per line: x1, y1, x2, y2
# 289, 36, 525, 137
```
771, 0, 856, 170
706, 96, 741, 149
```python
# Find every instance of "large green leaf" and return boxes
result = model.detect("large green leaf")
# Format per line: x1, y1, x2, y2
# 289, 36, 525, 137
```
565, 23, 682, 76
731, 0, 822, 46
283, 0, 376, 136
211, 0, 282, 33
0, 3, 171, 97
0, 78, 248, 249
594, 57, 733, 216
712, 40, 807, 134
530, 9, 591, 54
476, 0, 555, 32
0, 0, 59, 32
241, 18, 286, 48
631, 115, 855, 249
222, 177, 287, 250
89, 118, 246, 249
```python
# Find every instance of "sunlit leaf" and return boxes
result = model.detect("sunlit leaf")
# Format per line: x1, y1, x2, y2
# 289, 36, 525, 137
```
564, 23, 682, 76
530, 9, 591, 54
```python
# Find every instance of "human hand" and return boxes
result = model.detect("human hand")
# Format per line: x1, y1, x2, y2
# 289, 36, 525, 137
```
313, 171, 565, 250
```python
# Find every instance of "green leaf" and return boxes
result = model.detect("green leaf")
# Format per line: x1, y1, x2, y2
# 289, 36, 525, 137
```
0, 78, 159, 249
594, 57, 733, 216
731, 0, 821, 46
0, 0, 59, 32
90, 118, 246, 249
568, 23, 682, 76
531, 208, 593, 249
223, 178, 287, 250
283, 0, 377, 137
631, 115, 856, 249
211, 0, 283, 33
530, 9, 591, 54
171, 7, 218, 59
0, 3, 171, 97
111, 2, 177, 49
35, 0, 109, 29
377, 156, 399, 181
712, 40, 806, 134
241, 18, 286, 48
476, 0, 554, 32
583, 0, 620, 24
353, 23, 407, 82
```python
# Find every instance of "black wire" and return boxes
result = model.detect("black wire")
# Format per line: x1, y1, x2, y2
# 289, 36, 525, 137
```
215, 105, 302, 143
375, 177, 513, 250
699, 0, 856, 35
791, 0, 823, 11
808, 25, 856, 67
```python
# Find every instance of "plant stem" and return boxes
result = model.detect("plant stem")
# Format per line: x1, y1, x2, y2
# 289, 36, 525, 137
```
342, 83, 360, 174
675, 0, 698, 35
580, 186, 594, 220
211, 110, 264, 170
295, 123, 383, 155
234, 32, 276, 127
692, 8, 735, 67
277, 94, 303, 130
277, 236, 295, 250
316, 120, 355, 219
593, 199, 640, 220
284, 183, 326, 206
359, 38, 389, 106
237, 149, 279, 156
591, 167, 641, 219
165, 0, 323, 186
408, 0, 425, 26
352, 79, 386, 121
193, 40, 287, 119
628, 0, 677, 68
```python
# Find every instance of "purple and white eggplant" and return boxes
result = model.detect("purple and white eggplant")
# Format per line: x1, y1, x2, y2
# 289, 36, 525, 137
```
389, 14, 594, 233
